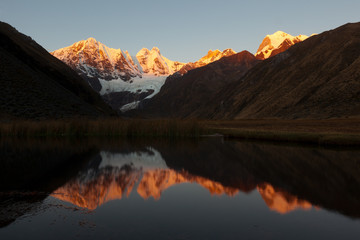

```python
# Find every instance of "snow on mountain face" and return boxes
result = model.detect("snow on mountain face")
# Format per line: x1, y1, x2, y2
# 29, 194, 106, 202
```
197, 48, 236, 65
177, 48, 237, 75
136, 47, 185, 75
99, 75, 168, 112
255, 31, 309, 60
51, 38, 186, 82
51, 38, 187, 112
51, 38, 141, 81
51, 38, 237, 112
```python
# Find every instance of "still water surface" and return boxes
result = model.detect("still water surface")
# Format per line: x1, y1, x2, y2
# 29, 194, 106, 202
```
0, 138, 360, 239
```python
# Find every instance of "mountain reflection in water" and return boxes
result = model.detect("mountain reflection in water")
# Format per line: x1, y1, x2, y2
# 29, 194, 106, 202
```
51, 148, 312, 213
1, 138, 360, 240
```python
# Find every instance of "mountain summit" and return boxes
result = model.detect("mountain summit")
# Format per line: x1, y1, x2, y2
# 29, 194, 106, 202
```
133, 23, 360, 119
0, 23, 115, 119
51, 39, 187, 112
197, 49, 236, 65
177, 48, 237, 75
255, 31, 309, 60
51, 38, 141, 83
135, 47, 185, 75
197, 23, 360, 119
51, 39, 185, 81
52, 40, 239, 112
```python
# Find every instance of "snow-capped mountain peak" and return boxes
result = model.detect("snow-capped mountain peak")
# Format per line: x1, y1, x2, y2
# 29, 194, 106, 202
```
151, 46, 161, 54
265, 31, 293, 49
222, 48, 237, 55
51, 40, 188, 112
197, 48, 236, 65
52, 40, 239, 113
255, 31, 309, 60
176, 48, 237, 75
137, 47, 150, 56
51, 37, 141, 81
135, 47, 185, 76
84, 37, 97, 44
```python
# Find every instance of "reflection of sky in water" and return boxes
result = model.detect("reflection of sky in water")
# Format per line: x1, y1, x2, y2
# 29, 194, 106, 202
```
98, 147, 168, 170
3, 181, 360, 240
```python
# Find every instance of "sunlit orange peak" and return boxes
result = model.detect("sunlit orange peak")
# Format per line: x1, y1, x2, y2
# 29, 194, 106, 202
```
257, 183, 312, 214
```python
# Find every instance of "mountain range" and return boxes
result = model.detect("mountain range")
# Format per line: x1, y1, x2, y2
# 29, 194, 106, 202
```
139, 50, 259, 118
50, 29, 308, 113
1, 20, 359, 120
134, 23, 360, 119
193, 22, 360, 119
51, 41, 241, 112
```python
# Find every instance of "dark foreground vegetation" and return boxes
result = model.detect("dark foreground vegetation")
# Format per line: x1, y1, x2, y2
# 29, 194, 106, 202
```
207, 118, 360, 146
0, 119, 205, 138
0, 118, 360, 146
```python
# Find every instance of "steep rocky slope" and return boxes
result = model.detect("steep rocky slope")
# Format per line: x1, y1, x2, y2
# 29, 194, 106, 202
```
200, 22, 360, 119
51, 39, 186, 112
136, 51, 259, 118
52, 40, 239, 112
0, 22, 115, 120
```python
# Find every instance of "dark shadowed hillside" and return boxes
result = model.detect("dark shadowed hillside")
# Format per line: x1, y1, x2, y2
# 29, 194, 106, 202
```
0, 22, 115, 120
134, 22, 360, 120
200, 22, 360, 119
135, 51, 259, 118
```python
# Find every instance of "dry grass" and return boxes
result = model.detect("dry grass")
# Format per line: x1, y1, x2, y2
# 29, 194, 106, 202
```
213, 128, 360, 146
1, 118, 360, 146
205, 118, 360, 146
0, 119, 206, 139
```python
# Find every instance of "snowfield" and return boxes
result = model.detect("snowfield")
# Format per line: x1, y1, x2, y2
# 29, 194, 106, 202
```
51, 37, 244, 112
256, 31, 309, 59
99, 75, 168, 99
99, 75, 168, 112
119, 101, 140, 112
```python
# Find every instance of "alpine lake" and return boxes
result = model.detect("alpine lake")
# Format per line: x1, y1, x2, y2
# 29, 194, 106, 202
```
0, 137, 360, 240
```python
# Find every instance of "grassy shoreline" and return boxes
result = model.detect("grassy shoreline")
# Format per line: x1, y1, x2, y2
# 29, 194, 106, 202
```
205, 118, 360, 146
0, 119, 206, 138
212, 128, 360, 146
1, 118, 359, 146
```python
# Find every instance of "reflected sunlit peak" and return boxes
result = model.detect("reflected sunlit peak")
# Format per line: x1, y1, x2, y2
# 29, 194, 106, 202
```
51, 149, 314, 214
257, 183, 312, 214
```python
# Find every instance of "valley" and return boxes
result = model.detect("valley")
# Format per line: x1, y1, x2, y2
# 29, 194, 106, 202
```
0, 20, 359, 146
1, 2, 360, 239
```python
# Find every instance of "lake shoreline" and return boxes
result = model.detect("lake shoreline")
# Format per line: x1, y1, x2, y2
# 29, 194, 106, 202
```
213, 128, 360, 147
0, 118, 359, 146
206, 118, 360, 146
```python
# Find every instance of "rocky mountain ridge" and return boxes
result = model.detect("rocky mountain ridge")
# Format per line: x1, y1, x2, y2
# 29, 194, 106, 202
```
51, 39, 241, 112
177, 48, 237, 75
0, 22, 115, 119
192, 22, 360, 119
134, 51, 260, 118
255, 31, 309, 60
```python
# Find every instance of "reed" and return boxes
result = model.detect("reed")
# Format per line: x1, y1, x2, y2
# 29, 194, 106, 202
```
0, 119, 206, 139
212, 128, 360, 146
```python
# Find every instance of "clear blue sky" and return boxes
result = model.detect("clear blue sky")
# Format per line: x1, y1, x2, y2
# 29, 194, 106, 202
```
1, 0, 359, 62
